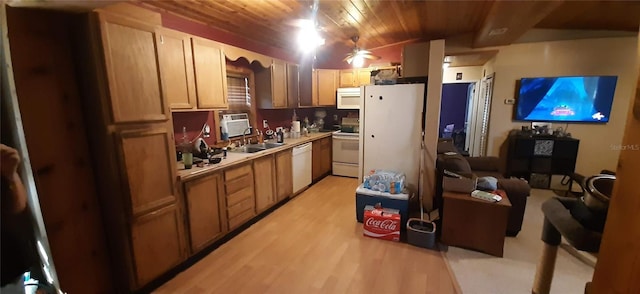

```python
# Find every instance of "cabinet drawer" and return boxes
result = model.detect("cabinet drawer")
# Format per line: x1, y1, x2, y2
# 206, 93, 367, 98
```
225, 164, 252, 181
227, 197, 254, 219
228, 209, 255, 230
226, 186, 253, 207
225, 173, 253, 195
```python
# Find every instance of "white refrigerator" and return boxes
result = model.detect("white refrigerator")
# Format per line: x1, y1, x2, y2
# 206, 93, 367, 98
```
358, 84, 425, 190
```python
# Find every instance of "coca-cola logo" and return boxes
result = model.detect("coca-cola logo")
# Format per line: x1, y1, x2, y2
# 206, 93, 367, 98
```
365, 218, 398, 231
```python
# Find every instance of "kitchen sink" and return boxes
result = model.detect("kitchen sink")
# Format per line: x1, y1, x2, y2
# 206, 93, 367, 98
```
232, 142, 285, 153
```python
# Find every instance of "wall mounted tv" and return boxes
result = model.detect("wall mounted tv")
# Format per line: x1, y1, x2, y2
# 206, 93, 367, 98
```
515, 75, 618, 123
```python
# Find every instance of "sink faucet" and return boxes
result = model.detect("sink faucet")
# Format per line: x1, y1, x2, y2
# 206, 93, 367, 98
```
242, 127, 252, 146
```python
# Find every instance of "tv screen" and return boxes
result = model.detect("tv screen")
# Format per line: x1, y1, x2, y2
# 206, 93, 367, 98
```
515, 76, 617, 123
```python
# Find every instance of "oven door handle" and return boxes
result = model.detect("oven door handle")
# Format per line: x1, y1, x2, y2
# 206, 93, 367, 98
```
332, 135, 360, 141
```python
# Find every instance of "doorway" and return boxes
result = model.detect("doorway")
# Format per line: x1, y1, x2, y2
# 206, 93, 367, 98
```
439, 82, 477, 155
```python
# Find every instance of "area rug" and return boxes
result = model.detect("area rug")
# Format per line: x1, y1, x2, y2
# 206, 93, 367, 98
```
443, 189, 595, 294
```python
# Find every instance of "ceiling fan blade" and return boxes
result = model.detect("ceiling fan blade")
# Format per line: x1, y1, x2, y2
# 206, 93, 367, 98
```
343, 55, 354, 63
362, 54, 381, 60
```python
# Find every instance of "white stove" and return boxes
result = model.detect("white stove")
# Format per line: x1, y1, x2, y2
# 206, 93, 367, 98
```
332, 130, 360, 178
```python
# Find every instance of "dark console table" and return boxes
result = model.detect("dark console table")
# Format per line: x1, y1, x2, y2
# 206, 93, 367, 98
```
505, 134, 579, 189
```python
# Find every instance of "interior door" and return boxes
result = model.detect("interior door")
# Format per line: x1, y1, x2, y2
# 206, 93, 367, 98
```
362, 84, 424, 187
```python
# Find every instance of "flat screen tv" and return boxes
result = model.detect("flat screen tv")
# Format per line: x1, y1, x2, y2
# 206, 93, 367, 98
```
515, 75, 618, 123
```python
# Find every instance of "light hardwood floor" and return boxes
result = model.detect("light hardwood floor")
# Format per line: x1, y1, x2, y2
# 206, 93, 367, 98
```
155, 176, 458, 293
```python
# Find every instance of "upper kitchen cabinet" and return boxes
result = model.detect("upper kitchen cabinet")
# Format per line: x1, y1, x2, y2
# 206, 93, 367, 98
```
192, 37, 228, 109
255, 59, 289, 109
157, 28, 196, 110
339, 68, 371, 87
286, 63, 299, 108
97, 11, 169, 123
316, 69, 338, 106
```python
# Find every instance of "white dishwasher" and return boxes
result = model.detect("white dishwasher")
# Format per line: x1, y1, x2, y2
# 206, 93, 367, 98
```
292, 142, 312, 194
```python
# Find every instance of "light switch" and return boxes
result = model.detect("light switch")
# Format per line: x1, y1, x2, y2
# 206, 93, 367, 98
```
504, 98, 515, 105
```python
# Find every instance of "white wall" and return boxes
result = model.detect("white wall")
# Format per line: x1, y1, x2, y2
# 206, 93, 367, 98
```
486, 37, 638, 176
443, 66, 483, 83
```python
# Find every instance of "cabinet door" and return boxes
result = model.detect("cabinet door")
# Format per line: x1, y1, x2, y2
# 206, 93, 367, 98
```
312, 140, 323, 181
286, 63, 299, 108
357, 68, 372, 86
131, 203, 185, 287
340, 69, 356, 87
192, 38, 228, 109
321, 137, 332, 175
272, 60, 287, 108
275, 149, 293, 201
317, 69, 338, 106
116, 126, 177, 216
157, 28, 196, 110
254, 155, 276, 213
98, 12, 168, 123
184, 173, 226, 253
311, 69, 319, 106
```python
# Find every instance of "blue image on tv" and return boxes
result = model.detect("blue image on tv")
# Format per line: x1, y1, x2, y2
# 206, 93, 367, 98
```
515, 76, 617, 123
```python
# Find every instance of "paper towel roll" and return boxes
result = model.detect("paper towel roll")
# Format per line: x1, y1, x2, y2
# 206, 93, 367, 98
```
292, 121, 301, 132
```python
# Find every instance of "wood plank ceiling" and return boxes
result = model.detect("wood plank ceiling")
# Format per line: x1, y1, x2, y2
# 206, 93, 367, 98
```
142, 0, 639, 58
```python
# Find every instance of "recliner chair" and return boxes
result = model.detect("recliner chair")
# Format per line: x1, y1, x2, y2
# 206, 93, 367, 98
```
436, 139, 531, 236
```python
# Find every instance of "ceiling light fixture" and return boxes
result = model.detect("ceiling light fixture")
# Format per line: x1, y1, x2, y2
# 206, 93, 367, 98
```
297, 20, 325, 53
352, 54, 365, 68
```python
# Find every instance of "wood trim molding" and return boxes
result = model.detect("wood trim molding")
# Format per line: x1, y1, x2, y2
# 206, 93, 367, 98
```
222, 43, 272, 68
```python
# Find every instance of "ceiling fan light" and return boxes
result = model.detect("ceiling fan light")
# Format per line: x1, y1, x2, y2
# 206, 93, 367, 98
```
442, 62, 451, 69
353, 55, 365, 68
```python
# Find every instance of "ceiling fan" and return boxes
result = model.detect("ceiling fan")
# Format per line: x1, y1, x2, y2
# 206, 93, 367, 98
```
343, 36, 380, 66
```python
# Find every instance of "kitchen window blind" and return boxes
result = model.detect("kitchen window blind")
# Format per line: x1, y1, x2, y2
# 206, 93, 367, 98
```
226, 75, 251, 110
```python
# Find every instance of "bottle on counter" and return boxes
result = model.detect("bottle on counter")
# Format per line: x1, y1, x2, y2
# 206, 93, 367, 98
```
220, 116, 229, 141
276, 129, 284, 143
181, 126, 193, 169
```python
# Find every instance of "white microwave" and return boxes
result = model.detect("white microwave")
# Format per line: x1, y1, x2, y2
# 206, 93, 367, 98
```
336, 87, 361, 109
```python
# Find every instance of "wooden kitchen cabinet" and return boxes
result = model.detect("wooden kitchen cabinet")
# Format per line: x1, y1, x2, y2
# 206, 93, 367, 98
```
298, 58, 313, 107
224, 164, 256, 229
97, 11, 169, 123
286, 63, 299, 108
339, 68, 371, 87
192, 37, 228, 109
131, 203, 185, 286
275, 149, 293, 201
312, 137, 332, 181
253, 155, 277, 213
157, 28, 196, 110
184, 173, 227, 253
81, 9, 187, 291
256, 59, 290, 109
314, 69, 338, 106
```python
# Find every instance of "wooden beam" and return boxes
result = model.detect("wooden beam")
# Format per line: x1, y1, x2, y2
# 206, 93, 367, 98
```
473, 0, 563, 48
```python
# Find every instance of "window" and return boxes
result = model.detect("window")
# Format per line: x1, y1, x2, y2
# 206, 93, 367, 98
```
226, 74, 251, 110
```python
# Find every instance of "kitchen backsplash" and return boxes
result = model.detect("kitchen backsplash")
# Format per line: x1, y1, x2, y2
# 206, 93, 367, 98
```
172, 107, 358, 147
256, 108, 356, 133
172, 111, 217, 146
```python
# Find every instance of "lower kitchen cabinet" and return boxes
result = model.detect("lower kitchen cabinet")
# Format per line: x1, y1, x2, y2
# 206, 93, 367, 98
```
184, 173, 227, 253
131, 203, 186, 287
275, 149, 293, 200
224, 164, 256, 230
254, 155, 277, 213
312, 137, 332, 181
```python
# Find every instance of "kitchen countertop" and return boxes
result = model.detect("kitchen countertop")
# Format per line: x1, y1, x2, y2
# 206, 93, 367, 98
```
177, 131, 335, 181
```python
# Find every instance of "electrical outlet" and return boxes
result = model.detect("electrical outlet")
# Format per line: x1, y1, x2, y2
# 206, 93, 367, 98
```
505, 98, 515, 105
263, 120, 268, 128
